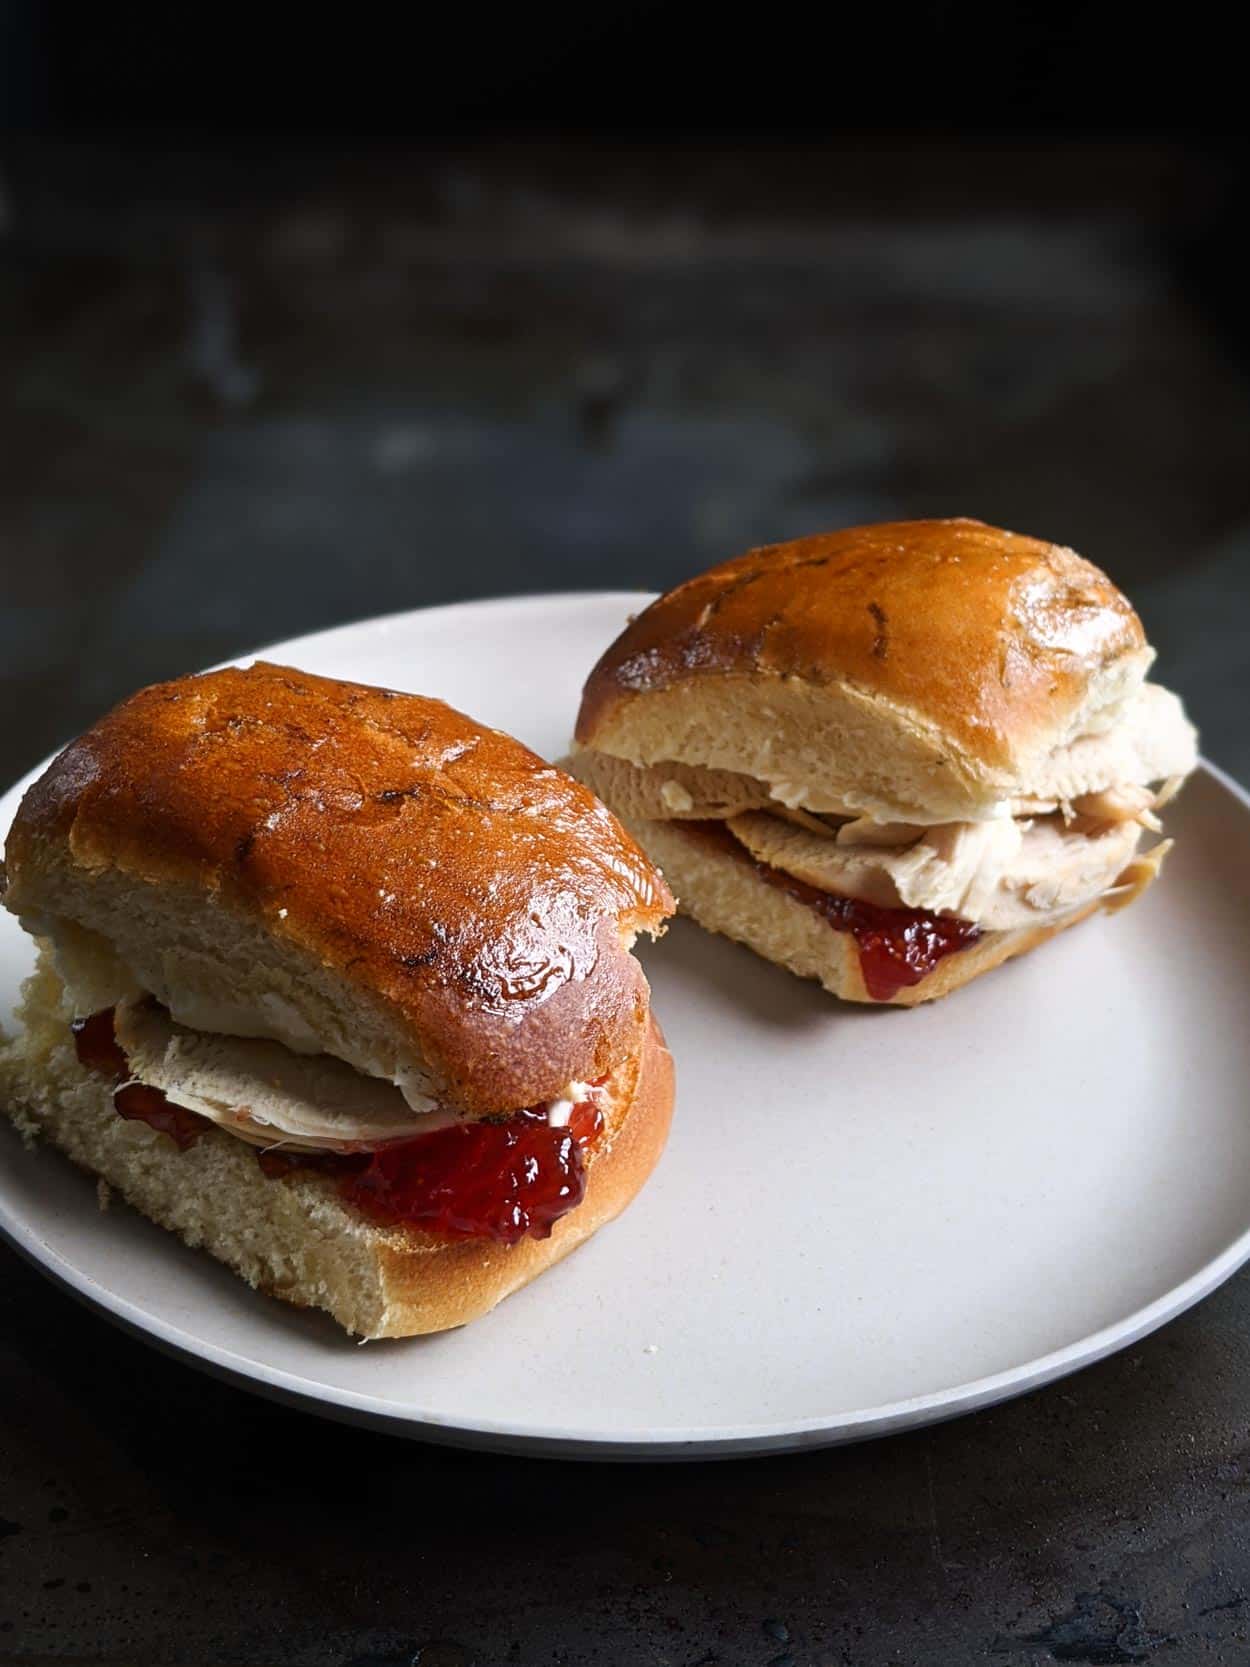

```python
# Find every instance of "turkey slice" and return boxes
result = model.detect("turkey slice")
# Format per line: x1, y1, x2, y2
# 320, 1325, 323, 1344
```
114, 1000, 457, 1153
727, 809, 1149, 932
1013, 683, 1197, 807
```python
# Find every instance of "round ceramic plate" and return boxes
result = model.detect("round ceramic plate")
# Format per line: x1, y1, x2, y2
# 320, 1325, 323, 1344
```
1, 593, 1248, 1460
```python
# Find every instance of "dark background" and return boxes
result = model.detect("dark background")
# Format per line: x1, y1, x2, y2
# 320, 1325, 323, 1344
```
3, 6, 1250, 1664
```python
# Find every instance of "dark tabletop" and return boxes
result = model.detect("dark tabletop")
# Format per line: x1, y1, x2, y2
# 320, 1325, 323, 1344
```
2, 140, 1250, 1666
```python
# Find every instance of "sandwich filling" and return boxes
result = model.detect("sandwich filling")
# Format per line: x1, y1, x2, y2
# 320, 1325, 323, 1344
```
575, 680, 1196, 996
66, 990, 610, 1245
21, 901, 627, 1244
31, 900, 617, 1245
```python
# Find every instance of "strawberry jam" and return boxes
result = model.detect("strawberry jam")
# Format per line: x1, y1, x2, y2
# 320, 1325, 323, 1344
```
113, 1082, 207, 1150
75, 1006, 210, 1148
73, 1005, 604, 1242
71, 1010, 129, 1082
336, 1098, 604, 1245
684, 821, 980, 1000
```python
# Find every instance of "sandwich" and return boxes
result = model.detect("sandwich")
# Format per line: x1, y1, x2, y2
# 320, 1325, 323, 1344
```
568, 518, 1197, 1004
0, 662, 675, 1337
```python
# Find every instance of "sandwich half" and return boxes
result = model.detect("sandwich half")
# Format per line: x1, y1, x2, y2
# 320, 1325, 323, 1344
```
0, 662, 674, 1337
569, 518, 1197, 1004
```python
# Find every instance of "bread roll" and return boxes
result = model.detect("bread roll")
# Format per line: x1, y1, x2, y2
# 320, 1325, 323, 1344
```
570, 519, 1195, 1003
1, 663, 676, 1334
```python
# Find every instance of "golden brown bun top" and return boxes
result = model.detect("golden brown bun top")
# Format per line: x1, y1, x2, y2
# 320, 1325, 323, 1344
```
577, 519, 1148, 771
8, 663, 673, 1112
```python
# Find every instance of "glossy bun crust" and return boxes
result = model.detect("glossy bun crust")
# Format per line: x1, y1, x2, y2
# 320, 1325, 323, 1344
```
577, 519, 1149, 802
7, 663, 673, 1114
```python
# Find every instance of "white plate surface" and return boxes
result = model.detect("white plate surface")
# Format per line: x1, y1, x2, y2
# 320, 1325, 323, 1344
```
2, 593, 1248, 1460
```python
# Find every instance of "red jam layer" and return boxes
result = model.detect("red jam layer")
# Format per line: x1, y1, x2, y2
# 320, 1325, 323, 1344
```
336, 1099, 603, 1245
684, 820, 981, 1000
71, 1010, 129, 1082
75, 1007, 603, 1244
113, 1082, 207, 1151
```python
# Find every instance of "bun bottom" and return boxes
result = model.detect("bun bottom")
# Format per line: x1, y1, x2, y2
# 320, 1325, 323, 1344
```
0, 957, 674, 1338
615, 816, 1100, 1005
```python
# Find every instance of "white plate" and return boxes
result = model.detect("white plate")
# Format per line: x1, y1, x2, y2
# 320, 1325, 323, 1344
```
2, 593, 1248, 1460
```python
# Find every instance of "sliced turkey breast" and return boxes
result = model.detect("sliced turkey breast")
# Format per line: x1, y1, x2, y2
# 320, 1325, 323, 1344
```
1011, 682, 1196, 809
727, 808, 1151, 932
114, 1000, 460, 1153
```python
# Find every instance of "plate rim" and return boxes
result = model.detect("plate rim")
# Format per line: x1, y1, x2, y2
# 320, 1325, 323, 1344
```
0, 590, 1246, 1460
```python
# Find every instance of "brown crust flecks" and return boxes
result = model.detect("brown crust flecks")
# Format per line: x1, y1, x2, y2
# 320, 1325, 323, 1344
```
576, 518, 1146, 768
7, 662, 674, 1112
867, 600, 889, 661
